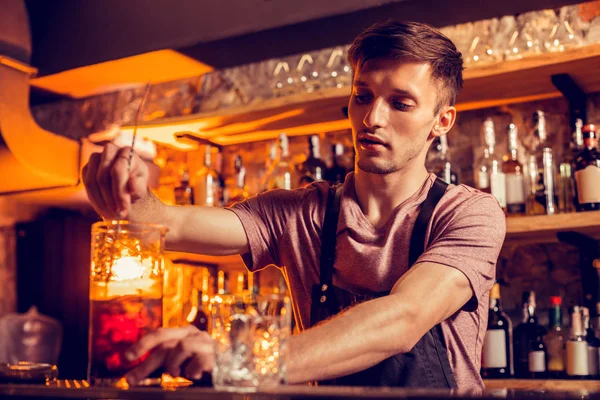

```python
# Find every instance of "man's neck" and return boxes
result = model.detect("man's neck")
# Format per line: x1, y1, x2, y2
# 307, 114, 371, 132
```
353, 164, 430, 230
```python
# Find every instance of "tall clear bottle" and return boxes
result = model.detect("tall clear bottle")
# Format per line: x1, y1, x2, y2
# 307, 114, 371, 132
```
474, 119, 506, 209
545, 296, 567, 378
558, 119, 584, 213
265, 133, 297, 191
429, 135, 459, 185
574, 124, 600, 211
526, 111, 557, 215
297, 135, 328, 187
513, 291, 546, 378
192, 145, 221, 207
481, 283, 513, 378
567, 306, 589, 378
503, 123, 527, 214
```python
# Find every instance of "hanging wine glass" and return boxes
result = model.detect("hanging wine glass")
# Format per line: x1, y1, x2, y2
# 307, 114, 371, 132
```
467, 19, 501, 66
295, 52, 321, 93
504, 12, 545, 61
271, 57, 295, 97
545, 6, 586, 52
319, 46, 352, 89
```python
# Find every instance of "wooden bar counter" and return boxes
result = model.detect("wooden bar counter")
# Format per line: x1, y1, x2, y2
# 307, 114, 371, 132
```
1, 380, 600, 400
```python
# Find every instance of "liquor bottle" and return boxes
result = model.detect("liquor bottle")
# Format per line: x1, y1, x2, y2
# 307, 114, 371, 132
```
526, 111, 557, 215
558, 119, 584, 213
192, 145, 221, 207
217, 270, 229, 295
188, 288, 208, 331
503, 123, 527, 214
583, 307, 600, 377
474, 119, 506, 209
545, 296, 567, 378
567, 306, 589, 378
265, 133, 297, 190
513, 291, 546, 378
574, 124, 600, 211
224, 155, 249, 207
297, 135, 328, 187
174, 169, 194, 205
542, 147, 557, 215
326, 143, 351, 185
260, 141, 279, 192
528, 332, 547, 379
429, 135, 459, 185
481, 283, 513, 378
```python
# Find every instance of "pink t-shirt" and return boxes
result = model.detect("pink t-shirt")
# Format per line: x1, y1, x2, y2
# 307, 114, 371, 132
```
228, 172, 506, 390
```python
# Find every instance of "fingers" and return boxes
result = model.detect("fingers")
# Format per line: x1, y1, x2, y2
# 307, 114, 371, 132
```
111, 146, 133, 217
164, 333, 214, 378
125, 326, 199, 363
96, 143, 120, 217
81, 142, 149, 220
82, 153, 114, 218
124, 340, 174, 386
111, 146, 149, 218
124, 327, 214, 386
184, 354, 214, 381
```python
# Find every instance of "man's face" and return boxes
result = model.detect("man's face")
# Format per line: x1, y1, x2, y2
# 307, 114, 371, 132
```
348, 58, 441, 175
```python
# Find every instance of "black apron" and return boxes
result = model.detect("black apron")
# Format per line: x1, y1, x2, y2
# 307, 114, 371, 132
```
309, 178, 458, 388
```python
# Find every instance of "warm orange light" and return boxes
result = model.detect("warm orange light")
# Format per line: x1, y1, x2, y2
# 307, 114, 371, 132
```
31, 50, 213, 98
237, 273, 245, 293
200, 109, 304, 138
218, 271, 225, 295
110, 256, 145, 282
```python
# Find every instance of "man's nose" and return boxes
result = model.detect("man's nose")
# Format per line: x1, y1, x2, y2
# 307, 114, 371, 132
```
363, 98, 388, 130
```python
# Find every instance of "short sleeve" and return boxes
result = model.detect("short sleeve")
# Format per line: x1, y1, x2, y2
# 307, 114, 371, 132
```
415, 192, 506, 311
226, 188, 307, 271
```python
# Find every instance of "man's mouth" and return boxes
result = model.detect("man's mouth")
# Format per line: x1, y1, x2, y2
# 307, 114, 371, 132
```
358, 136, 388, 148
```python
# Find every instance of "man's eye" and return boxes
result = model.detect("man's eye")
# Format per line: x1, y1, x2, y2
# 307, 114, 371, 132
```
354, 94, 371, 104
393, 102, 412, 111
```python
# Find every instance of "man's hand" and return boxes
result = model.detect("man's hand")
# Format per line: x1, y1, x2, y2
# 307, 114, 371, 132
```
82, 142, 149, 219
124, 325, 215, 386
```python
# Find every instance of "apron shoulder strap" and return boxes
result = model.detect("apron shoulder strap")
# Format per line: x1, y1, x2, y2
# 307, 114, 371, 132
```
408, 178, 448, 267
319, 184, 343, 286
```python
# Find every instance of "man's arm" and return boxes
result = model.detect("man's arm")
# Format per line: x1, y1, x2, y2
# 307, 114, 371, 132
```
286, 261, 472, 383
82, 143, 249, 256
133, 191, 249, 255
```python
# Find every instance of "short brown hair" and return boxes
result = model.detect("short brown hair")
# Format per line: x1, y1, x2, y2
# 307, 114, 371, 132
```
347, 20, 464, 114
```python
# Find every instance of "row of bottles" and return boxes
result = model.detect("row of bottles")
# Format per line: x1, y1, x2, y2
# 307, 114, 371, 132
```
482, 285, 600, 379
433, 111, 600, 214
171, 133, 354, 207
166, 108, 599, 213
163, 262, 288, 331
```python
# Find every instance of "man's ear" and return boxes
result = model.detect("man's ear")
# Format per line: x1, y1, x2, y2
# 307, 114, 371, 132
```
431, 105, 457, 139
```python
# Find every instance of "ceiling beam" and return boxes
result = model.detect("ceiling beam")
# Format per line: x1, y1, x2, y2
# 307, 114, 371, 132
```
27, 0, 583, 76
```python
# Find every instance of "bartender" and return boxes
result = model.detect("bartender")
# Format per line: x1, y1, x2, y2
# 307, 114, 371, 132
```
82, 20, 505, 390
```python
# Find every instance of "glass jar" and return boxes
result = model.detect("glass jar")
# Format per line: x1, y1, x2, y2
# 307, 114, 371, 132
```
88, 221, 167, 387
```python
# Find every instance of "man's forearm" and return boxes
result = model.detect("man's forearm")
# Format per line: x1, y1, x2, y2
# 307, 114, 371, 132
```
129, 189, 171, 226
287, 294, 414, 384
286, 262, 473, 384
129, 189, 249, 256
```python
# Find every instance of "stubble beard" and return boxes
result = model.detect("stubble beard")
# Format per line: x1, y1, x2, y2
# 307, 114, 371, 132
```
356, 158, 401, 175
356, 144, 423, 175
